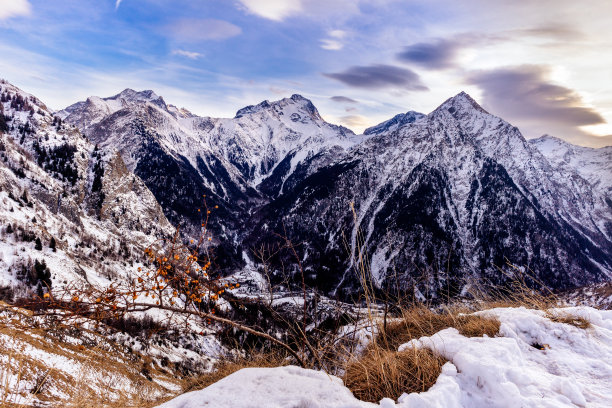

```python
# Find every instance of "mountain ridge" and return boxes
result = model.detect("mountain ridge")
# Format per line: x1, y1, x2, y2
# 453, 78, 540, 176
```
4, 78, 610, 300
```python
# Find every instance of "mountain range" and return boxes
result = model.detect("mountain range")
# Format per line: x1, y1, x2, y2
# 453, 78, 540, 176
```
1, 78, 611, 302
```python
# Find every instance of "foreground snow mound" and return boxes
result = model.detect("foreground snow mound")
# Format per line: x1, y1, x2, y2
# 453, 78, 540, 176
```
401, 307, 612, 408
157, 307, 612, 408
157, 365, 376, 408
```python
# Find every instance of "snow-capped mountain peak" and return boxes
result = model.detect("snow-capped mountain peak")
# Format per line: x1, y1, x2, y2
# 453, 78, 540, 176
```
364, 111, 425, 135
54, 82, 612, 297
235, 94, 322, 123
438, 91, 489, 116
59, 87, 170, 131
112, 88, 159, 100
106, 88, 167, 110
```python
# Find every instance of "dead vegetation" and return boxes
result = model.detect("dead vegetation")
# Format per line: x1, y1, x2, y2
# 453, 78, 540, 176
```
546, 311, 591, 329
343, 347, 445, 403
0, 302, 185, 408
335, 305, 499, 402
377, 306, 501, 351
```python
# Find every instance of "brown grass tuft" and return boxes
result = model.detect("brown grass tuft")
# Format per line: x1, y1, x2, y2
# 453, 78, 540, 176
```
546, 311, 591, 329
343, 347, 445, 403
378, 307, 500, 351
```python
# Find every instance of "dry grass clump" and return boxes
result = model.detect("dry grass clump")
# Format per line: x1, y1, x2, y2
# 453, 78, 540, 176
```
182, 352, 289, 393
343, 347, 445, 403
546, 311, 591, 329
378, 306, 500, 351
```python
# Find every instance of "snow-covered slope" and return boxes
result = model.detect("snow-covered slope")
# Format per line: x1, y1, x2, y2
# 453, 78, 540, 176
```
364, 111, 425, 136
158, 306, 612, 408
59, 86, 612, 296
245, 92, 612, 296
0, 79, 173, 299
530, 135, 612, 196
60, 91, 363, 245
0, 80, 228, 395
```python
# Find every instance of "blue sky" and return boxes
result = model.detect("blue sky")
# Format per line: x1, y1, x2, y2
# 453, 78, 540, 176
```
1, 0, 611, 146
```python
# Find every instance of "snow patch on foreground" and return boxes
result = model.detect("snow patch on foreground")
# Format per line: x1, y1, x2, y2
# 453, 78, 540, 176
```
158, 307, 612, 408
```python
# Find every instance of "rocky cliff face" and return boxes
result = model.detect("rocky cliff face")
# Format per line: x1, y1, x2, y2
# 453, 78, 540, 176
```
57, 86, 612, 298
244, 93, 612, 297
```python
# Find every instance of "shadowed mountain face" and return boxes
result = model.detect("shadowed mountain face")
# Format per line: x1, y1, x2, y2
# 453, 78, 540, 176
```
61, 89, 612, 298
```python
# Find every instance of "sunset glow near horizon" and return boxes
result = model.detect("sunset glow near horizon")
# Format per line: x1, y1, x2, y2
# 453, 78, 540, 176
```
0, 0, 611, 147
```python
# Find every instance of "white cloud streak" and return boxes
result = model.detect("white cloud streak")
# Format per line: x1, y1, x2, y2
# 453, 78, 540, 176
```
320, 29, 348, 50
238, 0, 302, 21
172, 49, 204, 59
237, 0, 375, 21
167, 18, 242, 42
0, 0, 31, 20
320, 39, 343, 50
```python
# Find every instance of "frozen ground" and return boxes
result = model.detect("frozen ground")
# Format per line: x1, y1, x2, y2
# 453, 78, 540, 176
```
157, 306, 612, 408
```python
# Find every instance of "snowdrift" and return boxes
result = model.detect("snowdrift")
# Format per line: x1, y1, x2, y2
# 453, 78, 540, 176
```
157, 306, 612, 408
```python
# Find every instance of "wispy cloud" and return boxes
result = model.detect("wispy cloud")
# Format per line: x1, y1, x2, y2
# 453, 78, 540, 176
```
397, 39, 462, 70
330, 95, 358, 104
166, 18, 242, 42
269, 86, 290, 95
172, 49, 203, 59
324, 64, 427, 91
320, 29, 347, 50
115, 0, 123, 10
237, 0, 302, 21
236, 0, 366, 21
320, 39, 343, 50
510, 25, 584, 41
0, 0, 31, 20
469, 65, 604, 127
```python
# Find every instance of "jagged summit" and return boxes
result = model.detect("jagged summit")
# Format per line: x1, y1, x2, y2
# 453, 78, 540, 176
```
235, 94, 321, 121
107, 88, 166, 110
167, 104, 195, 119
363, 93, 489, 137
60, 87, 169, 127
530, 134, 612, 193
531, 134, 575, 146
364, 111, 425, 135
109, 88, 162, 102
436, 91, 489, 115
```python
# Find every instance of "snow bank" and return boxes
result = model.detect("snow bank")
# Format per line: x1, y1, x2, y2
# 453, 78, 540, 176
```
157, 306, 612, 408
157, 365, 376, 408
